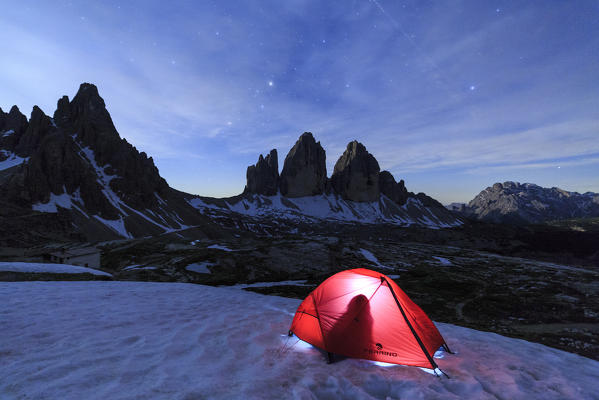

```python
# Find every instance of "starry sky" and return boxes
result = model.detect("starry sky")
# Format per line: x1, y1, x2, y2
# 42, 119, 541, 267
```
1, 0, 598, 203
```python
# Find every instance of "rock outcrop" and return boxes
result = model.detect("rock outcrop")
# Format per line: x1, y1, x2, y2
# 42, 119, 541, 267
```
0, 106, 29, 156
15, 106, 56, 155
379, 170, 408, 205
245, 149, 279, 196
279, 132, 327, 198
412, 192, 444, 208
330, 141, 380, 202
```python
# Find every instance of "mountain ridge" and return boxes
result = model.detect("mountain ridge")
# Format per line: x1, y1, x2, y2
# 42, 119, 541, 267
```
1, 83, 461, 244
449, 181, 599, 224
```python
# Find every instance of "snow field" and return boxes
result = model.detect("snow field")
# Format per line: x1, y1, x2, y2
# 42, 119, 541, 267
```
1, 282, 598, 400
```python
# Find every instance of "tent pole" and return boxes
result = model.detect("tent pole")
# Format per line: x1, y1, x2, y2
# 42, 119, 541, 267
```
443, 343, 454, 354
381, 276, 439, 371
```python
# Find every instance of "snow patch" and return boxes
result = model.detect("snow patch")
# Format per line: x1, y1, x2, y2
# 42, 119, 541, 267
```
432, 256, 452, 266
2, 129, 15, 137
122, 265, 158, 271
186, 262, 214, 274
32, 187, 73, 213
0, 151, 28, 171
359, 248, 379, 264
122, 264, 141, 271
0, 262, 111, 276
207, 244, 233, 252
359, 248, 394, 270
94, 215, 132, 239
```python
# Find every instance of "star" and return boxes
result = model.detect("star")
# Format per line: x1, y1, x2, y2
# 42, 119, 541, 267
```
268, 81, 273, 87
469, 85, 476, 91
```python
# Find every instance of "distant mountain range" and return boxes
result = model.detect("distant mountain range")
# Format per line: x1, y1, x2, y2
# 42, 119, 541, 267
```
447, 181, 599, 224
0, 83, 460, 244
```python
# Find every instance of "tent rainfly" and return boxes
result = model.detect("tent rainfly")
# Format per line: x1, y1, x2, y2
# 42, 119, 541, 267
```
289, 268, 451, 372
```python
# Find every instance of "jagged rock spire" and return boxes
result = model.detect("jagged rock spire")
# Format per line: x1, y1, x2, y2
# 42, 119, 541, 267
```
245, 149, 279, 196
379, 170, 408, 205
330, 140, 380, 202
279, 132, 327, 197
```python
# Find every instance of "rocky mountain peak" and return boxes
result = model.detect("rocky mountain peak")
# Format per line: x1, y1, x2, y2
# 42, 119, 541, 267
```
68, 83, 119, 152
245, 149, 279, 196
53, 95, 71, 128
8, 105, 23, 116
0, 106, 29, 156
30, 105, 45, 119
4, 105, 28, 132
330, 140, 380, 202
14, 106, 56, 155
71, 83, 105, 110
279, 131, 327, 197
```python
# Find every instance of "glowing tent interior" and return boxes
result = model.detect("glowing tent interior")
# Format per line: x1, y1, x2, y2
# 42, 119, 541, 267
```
289, 268, 451, 371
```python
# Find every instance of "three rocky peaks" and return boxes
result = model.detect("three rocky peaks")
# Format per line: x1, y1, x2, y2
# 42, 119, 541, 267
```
244, 132, 441, 207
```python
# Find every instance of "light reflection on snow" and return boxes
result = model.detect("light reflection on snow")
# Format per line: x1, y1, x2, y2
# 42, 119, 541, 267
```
284, 335, 449, 376
293, 338, 316, 351
286, 336, 449, 372
371, 361, 398, 367
419, 367, 437, 375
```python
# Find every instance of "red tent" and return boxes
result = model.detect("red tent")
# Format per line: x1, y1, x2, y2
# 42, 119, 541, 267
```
289, 268, 450, 370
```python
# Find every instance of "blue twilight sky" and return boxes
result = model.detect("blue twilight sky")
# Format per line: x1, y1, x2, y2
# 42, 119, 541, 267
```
1, 0, 598, 203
